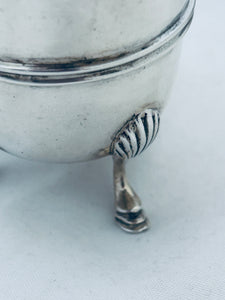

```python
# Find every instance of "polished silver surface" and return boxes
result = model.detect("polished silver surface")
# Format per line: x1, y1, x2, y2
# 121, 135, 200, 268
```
113, 157, 149, 233
112, 108, 160, 232
0, 0, 195, 85
0, 0, 188, 60
0, 0, 195, 232
111, 108, 160, 159
0, 0, 195, 162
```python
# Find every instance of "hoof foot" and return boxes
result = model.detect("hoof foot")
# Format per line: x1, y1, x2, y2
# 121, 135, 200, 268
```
115, 210, 150, 233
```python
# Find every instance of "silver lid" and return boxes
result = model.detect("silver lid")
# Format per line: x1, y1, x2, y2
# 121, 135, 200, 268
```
0, 0, 195, 85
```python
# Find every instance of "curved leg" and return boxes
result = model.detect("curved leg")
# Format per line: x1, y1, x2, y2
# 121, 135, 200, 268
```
113, 157, 149, 232
111, 108, 160, 233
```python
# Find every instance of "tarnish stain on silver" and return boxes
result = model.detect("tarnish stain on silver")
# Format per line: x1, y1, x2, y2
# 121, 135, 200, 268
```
111, 108, 160, 233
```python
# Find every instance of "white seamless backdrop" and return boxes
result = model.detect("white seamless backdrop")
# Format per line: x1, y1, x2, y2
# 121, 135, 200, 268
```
0, 1, 224, 299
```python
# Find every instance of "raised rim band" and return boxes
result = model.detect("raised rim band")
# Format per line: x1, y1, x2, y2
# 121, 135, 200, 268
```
0, 0, 195, 86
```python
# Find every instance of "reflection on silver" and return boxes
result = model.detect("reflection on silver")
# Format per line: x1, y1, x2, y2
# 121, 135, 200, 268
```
113, 157, 150, 233
0, 0, 195, 233
112, 109, 160, 233
0, 0, 195, 86
111, 109, 160, 159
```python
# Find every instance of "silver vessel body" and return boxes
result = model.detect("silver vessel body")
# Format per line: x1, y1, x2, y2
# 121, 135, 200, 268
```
0, 0, 195, 162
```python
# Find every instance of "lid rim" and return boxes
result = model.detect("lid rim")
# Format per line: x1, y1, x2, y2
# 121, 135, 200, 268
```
0, 0, 195, 86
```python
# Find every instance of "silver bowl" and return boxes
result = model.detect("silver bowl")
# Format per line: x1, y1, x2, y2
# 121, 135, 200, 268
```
0, 0, 195, 232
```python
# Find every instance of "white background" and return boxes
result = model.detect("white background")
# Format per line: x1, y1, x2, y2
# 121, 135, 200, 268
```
0, 1, 224, 299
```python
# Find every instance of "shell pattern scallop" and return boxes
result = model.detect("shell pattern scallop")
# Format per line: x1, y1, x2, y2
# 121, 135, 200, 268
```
111, 109, 160, 159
